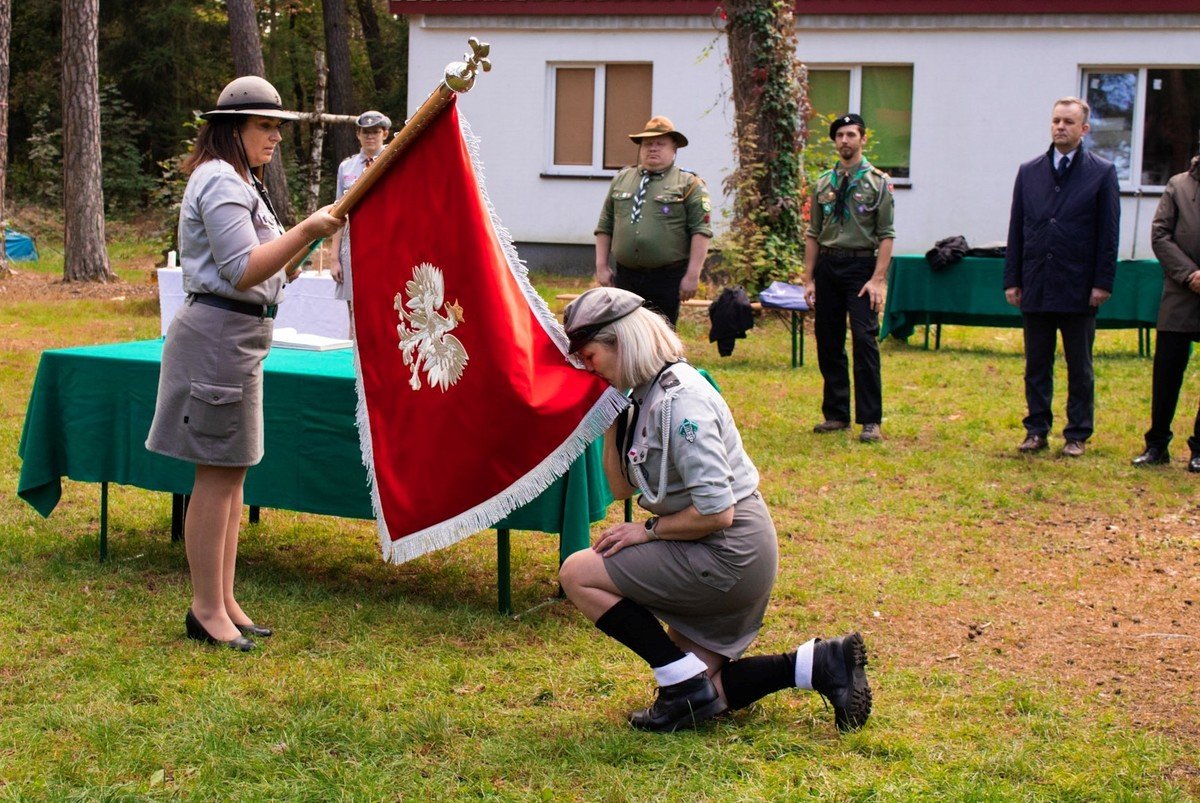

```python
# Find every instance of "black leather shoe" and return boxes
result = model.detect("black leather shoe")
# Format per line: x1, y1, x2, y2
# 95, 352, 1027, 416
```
1061, 439, 1086, 458
811, 632, 872, 732
235, 623, 273, 638
1189, 454, 1200, 473
1017, 434, 1049, 453
1131, 446, 1170, 467
186, 610, 256, 652
628, 672, 727, 732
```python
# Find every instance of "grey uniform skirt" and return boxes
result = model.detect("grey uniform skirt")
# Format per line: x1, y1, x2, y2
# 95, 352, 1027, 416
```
146, 299, 274, 467
604, 490, 778, 659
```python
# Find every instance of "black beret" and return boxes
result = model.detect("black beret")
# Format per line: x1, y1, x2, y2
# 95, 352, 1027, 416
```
830, 113, 866, 140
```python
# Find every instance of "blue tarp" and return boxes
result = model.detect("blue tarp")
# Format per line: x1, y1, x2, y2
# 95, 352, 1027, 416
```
5, 230, 39, 261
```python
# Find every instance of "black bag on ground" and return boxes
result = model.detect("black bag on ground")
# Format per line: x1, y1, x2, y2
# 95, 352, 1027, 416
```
708, 286, 754, 357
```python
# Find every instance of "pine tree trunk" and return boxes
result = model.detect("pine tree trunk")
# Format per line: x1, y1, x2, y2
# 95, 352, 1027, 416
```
723, 0, 808, 288
61, 0, 113, 283
354, 0, 387, 96
323, 0, 356, 163
227, 0, 297, 227
0, 0, 12, 275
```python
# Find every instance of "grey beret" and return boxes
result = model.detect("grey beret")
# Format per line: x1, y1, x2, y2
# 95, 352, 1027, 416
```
563, 287, 646, 353
356, 110, 392, 129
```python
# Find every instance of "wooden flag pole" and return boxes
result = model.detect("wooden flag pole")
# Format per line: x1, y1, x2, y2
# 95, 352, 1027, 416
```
284, 37, 492, 276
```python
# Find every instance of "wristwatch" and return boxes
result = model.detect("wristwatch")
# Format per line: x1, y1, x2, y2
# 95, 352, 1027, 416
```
644, 516, 660, 540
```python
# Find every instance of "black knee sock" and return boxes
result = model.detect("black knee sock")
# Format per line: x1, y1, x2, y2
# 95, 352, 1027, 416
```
720, 652, 796, 710
594, 598, 687, 669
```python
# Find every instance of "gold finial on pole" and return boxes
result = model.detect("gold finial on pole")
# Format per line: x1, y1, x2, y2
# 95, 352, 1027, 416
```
444, 37, 492, 93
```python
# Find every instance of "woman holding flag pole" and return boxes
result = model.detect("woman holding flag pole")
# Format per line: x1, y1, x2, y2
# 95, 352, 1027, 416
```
559, 287, 872, 733
146, 76, 343, 651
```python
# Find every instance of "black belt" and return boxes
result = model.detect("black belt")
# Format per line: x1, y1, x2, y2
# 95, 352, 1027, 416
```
189, 293, 278, 319
822, 248, 876, 260
615, 259, 689, 273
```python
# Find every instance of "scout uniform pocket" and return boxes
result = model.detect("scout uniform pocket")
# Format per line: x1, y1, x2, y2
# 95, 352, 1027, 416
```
186, 381, 243, 437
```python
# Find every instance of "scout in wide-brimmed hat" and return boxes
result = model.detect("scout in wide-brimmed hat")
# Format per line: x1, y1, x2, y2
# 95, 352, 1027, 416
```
628, 116, 688, 148
201, 76, 300, 122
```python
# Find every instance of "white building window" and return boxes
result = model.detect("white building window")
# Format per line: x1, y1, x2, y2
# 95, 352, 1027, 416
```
546, 63, 652, 176
1083, 67, 1200, 189
805, 65, 913, 180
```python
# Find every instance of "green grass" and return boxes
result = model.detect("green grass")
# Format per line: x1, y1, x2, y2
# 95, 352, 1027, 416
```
1, 229, 1198, 800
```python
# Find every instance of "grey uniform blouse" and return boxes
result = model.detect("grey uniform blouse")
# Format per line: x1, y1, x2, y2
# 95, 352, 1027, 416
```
178, 159, 286, 304
625, 362, 760, 516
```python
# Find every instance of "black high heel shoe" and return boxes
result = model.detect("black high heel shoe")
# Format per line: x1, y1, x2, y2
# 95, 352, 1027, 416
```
235, 622, 273, 638
185, 610, 256, 652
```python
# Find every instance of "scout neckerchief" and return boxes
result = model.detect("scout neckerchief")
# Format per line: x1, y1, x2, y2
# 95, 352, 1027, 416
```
630, 168, 664, 224
830, 161, 869, 221
616, 361, 680, 484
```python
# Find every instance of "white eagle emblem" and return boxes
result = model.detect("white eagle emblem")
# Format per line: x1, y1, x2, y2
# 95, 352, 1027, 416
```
394, 263, 469, 391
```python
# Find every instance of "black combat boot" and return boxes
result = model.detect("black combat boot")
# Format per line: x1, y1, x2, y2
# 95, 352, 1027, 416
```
628, 672, 727, 733
811, 632, 872, 732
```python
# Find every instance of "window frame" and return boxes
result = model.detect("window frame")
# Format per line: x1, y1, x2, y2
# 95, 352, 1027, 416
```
544, 62, 652, 177
805, 63, 914, 186
1081, 65, 1198, 193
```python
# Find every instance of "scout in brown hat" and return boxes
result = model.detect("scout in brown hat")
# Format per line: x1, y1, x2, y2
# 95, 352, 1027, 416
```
594, 115, 711, 325
628, 116, 689, 148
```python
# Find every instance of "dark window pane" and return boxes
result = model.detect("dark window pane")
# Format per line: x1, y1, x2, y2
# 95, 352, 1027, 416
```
805, 69, 851, 148
554, 68, 595, 166
861, 66, 913, 178
603, 64, 652, 170
1142, 68, 1200, 186
1083, 71, 1135, 183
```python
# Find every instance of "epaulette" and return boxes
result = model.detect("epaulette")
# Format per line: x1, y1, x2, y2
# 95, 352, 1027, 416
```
658, 369, 681, 391
680, 171, 707, 201
870, 166, 895, 193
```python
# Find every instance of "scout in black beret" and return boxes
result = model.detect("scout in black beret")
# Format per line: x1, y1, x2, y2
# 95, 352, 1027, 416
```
829, 113, 866, 141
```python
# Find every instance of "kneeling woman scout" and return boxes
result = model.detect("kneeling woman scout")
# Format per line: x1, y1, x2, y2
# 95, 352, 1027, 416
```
146, 77, 343, 651
559, 288, 872, 732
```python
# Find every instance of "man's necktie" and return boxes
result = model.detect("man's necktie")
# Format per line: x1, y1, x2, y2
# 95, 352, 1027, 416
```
1055, 155, 1069, 179
630, 170, 652, 224
364, 156, 375, 169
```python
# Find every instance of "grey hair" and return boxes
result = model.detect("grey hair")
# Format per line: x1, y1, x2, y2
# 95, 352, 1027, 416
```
1053, 96, 1091, 125
589, 307, 685, 390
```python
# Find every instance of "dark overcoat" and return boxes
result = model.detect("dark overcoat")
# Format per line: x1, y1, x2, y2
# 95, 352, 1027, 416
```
1004, 145, 1120, 314
1150, 156, 1200, 333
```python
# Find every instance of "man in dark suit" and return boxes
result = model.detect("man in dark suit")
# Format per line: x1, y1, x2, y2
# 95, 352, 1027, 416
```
1004, 96, 1120, 458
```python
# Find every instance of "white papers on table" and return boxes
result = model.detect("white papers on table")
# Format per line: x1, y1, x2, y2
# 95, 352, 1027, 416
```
271, 327, 352, 351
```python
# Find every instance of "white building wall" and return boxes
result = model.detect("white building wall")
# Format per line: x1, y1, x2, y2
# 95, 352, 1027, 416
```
408, 15, 1200, 262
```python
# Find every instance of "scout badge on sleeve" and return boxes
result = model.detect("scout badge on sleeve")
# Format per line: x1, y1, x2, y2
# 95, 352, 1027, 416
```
678, 419, 699, 443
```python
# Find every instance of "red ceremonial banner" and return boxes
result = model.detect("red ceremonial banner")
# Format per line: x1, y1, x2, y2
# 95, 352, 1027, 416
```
348, 99, 626, 563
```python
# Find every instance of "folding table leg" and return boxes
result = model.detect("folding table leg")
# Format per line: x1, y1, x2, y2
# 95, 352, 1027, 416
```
799, 312, 805, 367
790, 310, 799, 369
497, 528, 511, 616
249, 506, 260, 525
99, 482, 109, 563
171, 494, 185, 542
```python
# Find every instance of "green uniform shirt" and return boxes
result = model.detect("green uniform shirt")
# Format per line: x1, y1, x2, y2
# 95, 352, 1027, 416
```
595, 163, 713, 270
805, 159, 895, 250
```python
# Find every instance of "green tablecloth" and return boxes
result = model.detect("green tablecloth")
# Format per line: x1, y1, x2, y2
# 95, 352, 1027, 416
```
17, 340, 612, 563
880, 256, 1163, 342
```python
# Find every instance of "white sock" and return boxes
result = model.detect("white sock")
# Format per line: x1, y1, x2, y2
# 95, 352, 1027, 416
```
794, 639, 817, 690
653, 653, 708, 687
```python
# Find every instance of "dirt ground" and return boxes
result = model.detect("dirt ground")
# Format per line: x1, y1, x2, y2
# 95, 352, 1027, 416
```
0, 264, 160, 302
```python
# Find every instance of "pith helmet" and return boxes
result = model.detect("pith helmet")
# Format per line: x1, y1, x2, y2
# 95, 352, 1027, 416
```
628, 116, 688, 148
202, 76, 299, 121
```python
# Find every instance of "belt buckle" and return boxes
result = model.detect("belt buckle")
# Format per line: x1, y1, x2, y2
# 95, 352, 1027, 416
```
265, 304, 278, 319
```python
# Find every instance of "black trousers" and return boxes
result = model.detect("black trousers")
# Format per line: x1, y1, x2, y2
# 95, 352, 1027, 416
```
1144, 330, 1200, 455
615, 261, 688, 326
813, 256, 881, 425
1021, 311, 1096, 442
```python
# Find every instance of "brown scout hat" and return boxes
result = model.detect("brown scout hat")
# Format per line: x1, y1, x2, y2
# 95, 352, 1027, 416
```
628, 116, 688, 148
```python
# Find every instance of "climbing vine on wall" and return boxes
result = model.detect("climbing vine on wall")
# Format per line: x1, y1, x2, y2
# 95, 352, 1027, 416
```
718, 0, 808, 290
